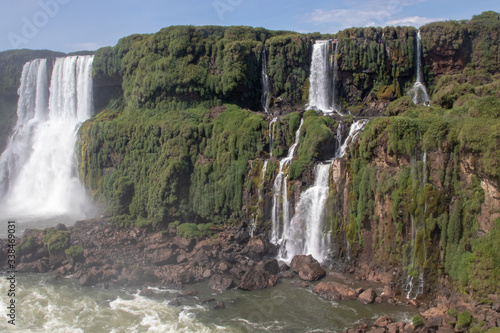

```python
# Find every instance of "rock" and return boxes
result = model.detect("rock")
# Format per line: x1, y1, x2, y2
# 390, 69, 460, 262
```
173, 237, 195, 251
386, 323, 399, 333
234, 230, 250, 244
358, 288, 377, 304
238, 269, 278, 291
213, 301, 225, 310
279, 271, 295, 279
312, 281, 357, 301
202, 269, 212, 278
242, 237, 269, 260
202, 297, 215, 304
176, 254, 187, 264
168, 298, 181, 307
280, 263, 290, 271
229, 266, 246, 279
151, 249, 175, 266
492, 302, 500, 312
291, 281, 310, 288
139, 288, 154, 297
290, 255, 326, 281
256, 259, 279, 275
209, 274, 235, 292
368, 328, 386, 333
374, 315, 392, 328
55, 223, 68, 231
79, 272, 98, 286
355, 288, 364, 295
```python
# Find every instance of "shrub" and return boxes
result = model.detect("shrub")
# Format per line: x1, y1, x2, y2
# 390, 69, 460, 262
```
17, 236, 38, 255
412, 315, 425, 328
456, 311, 473, 330
44, 230, 70, 253
65, 245, 84, 258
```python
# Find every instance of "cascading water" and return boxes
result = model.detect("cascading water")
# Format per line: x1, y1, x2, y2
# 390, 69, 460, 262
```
279, 119, 369, 263
280, 163, 332, 262
308, 41, 332, 112
331, 41, 340, 112
0, 55, 94, 220
308, 40, 341, 114
408, 31, 431, 106
271, 118, 303, 243
261, 49, 271, 114
269, 117, 277, 157
250, 160, 269, 237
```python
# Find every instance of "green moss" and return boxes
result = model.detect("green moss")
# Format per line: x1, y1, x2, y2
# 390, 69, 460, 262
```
412, 315, 425, 328
65, 245, 84, 258
456, 311, 473, 330
176, 223, 213, 239
16, 236, 39, 255
44, 230, 70, 253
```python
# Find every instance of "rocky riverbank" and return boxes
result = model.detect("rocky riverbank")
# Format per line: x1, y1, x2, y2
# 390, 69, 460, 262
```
1, 217, 500, 332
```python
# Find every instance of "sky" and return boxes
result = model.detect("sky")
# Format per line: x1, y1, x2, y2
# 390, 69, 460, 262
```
1, 0, 499, 53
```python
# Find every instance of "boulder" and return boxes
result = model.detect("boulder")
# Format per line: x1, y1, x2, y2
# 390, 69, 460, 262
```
374, 315, 392, 328
238, 269, 278, 291
229, 266, 246, 279
313, 281, 357, 301
256, 259, 279, 275
242, 236, 269, 260
209, 274, 235, 292
290, 255, 326, 281
358, 288, 377, 304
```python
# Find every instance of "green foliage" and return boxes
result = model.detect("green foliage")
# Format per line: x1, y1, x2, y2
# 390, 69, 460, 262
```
447, 308, 458, 318
176, 223, 213, 239
65, 245, 84, 258
16, 236, 38, 255
43, 230, 70, 253
412, 315, 425, 328
456, 311, 473, 330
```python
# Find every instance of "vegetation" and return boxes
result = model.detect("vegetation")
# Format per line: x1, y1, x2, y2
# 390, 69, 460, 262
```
43, 230, 70, 253
412, 315, 425, 328
65, 245, 84, 258
16, 236, 39, 255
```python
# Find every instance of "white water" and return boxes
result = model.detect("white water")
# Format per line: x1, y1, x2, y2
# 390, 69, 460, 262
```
331, 41, 340, 112
261, 49, 271, 114
271, 118, 303, 243
337, 119, 368, 158
0, 55, 94, 221
269, 117, 277, 157
279, 120, 369, 263
408, 31, 431, 106
308, 40, 341, 114
280, 163, 332, 262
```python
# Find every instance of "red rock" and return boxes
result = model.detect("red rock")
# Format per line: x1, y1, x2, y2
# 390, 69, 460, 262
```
358, 288, 377, 304
238, 269, 278, 291
374, 315, 392, 328
313, 281, 357, 301
290, 255, 326, 281
256, 259, 279, 275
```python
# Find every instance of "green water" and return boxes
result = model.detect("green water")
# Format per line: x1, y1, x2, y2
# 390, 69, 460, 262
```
0, 273, 418, 332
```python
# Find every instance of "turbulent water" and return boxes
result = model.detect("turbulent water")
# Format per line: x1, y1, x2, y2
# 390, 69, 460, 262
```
0, 273, 418, 332
0, 56, 95, 231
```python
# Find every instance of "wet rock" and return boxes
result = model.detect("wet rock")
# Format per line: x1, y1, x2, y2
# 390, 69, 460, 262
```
168, 298, 181, 307
238, 269, 278, 291
229, 266, 246, 279
256, 259, 279, 275
280, 263, 290, 271
290, 255, 326, 281
374, 315, 392, 328
139, 288, 154, 297
234, 230, 250, 244
241, 236, 269, 260
279, 271, 295, 279
358, 288, 377, 304
213, 301, 225, 310
368, 328, 386, 333
209, 274, 235, 292
313, 281, 357, 301
291, 281, 310, 288
202, 297, 215, 304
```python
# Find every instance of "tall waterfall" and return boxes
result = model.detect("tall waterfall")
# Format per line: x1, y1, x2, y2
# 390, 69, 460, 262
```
308, 40, 341, 114
261, 49, 271, 114
271, 118, 304, 243
331, 41, 340, 111
279, 119, 369, 263
269, 117, 277, 157
0, 55, 94, 219
408, 31, 431, 106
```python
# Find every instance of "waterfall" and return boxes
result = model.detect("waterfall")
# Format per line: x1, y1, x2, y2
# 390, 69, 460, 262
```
269, 117, 277, 157
0, 55, 94, 219
408, 31, 431, 106
278, 119, 369, 263
337, 119, 368, 158
308, 41, 332, 112
271, 118, 304, 243
308, 40, 341, 114
250, 160, 269, 237
280, 163, 332, 262
261, 49, 271, 114
331, 41, 340, 111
